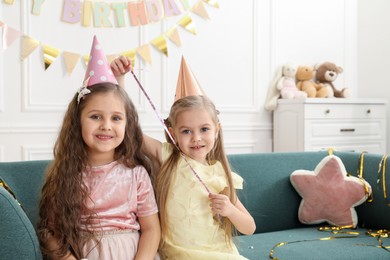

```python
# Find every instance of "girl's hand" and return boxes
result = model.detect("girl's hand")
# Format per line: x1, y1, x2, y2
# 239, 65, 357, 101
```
110, 55, 132, 77
209, 193, 235, 217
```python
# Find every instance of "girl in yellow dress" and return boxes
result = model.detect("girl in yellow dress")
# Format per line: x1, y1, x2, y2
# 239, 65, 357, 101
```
111, 56, 256, 259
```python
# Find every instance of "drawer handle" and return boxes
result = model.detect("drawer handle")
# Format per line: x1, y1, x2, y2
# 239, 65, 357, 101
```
325, 109, 330, 114
340, 128, 355, 132
367, 109, 371, 114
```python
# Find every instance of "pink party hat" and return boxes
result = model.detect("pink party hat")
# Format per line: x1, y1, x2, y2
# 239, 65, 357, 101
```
174, 56, 205, 101
84, 35, 118, 87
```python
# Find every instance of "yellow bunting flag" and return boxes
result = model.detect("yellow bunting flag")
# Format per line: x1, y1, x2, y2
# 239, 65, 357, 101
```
62, 51, 80, 75
120, 49, 136, 67
3, 0, 15, 4
203, 0, 219, 8
83, 54, 89, 67
137, 44, 152, 65
150, 35, 168, 56
43, 45, 60, 70
178, 14, 196, 35
106, 54, 117, 64
192, 1, 209, 19
166, 26, 182, 47
21, 35, 40, 60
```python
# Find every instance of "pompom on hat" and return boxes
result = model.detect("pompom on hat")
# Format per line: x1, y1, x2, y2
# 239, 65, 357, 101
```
174, 56, 206, 101
77, 35, 118, 103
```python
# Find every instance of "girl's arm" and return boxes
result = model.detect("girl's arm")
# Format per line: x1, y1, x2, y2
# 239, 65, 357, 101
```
143, 134, 163, 166
209, 191, 256, 235
135, 213, 161, 260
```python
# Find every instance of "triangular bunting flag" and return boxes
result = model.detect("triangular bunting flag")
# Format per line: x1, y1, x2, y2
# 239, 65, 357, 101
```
166, 26, 182, 47
62, 51, 80, 75
120, 49, 136, 66
3, 0, 15, 5
178, 14, 196, 35
0, 21, 4, 27
2, 24, 20, 51
43, 45, 60, 70
21, 35, 40, 60
137, 44, 152, 65
150, 35, 168, 56
203, 0, 219, 8
192, 1, 209, 19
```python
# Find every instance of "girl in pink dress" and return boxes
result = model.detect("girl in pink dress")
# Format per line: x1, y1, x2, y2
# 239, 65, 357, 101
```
38, 36, 160, 260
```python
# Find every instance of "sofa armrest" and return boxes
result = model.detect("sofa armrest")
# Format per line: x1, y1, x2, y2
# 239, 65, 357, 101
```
0, 186, 42, 259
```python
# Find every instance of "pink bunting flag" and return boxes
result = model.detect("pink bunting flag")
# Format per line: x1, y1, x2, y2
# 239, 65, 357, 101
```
2, 24, 20, 51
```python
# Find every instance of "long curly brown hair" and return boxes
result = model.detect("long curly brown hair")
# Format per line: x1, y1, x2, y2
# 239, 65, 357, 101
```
154, 95, 237, 248
37, 83, 150, 259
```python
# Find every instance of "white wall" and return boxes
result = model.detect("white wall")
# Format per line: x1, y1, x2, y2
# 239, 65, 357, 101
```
0, 0, 377, 162
357, 0, 390, 153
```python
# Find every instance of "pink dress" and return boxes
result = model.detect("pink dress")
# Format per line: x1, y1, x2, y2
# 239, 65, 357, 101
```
80, 160, 159, 260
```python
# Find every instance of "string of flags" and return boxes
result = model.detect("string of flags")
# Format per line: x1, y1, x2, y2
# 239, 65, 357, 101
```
0, 0, 218, 75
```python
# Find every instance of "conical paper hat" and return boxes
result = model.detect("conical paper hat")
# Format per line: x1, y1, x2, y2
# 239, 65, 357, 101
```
84, 35, 118, 87
174, 56, 205, 101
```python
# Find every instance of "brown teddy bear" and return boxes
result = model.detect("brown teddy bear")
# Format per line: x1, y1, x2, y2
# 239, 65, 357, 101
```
315, 62, 351, 98
296, 65, 329, 98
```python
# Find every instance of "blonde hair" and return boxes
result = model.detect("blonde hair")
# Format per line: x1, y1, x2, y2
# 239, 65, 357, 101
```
38, 83, 150, 259
155, 95, 236, 247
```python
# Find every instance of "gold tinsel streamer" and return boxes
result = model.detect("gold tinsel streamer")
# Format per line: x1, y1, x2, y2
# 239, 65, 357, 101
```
43, 45, 60, 70
0, 178, 23, 209
356, 151, 373, 202
150, 35, 168, 56
378, 154, 389, 206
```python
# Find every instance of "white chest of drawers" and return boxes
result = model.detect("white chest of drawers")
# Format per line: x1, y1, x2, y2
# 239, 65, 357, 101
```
273, 98, 387, 153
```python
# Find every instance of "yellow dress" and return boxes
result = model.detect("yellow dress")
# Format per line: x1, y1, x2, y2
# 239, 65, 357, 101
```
160, 143, 248, 260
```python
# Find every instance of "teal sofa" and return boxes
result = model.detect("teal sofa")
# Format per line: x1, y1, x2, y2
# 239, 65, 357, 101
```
0, 151, 389, 259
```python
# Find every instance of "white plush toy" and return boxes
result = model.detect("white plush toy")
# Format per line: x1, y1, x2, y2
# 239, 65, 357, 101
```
264, 63, 307, 111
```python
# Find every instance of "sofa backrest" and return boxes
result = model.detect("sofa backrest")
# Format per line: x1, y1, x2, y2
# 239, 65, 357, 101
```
228, 151, 390, 234
0, 160, 50, 229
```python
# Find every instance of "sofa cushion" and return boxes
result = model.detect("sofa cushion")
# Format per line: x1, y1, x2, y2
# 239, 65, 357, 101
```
236, 227, 389, 260
290, 155, 371, 228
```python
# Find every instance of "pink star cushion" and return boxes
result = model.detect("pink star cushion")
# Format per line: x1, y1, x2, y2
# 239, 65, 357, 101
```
290, 155, 371, 227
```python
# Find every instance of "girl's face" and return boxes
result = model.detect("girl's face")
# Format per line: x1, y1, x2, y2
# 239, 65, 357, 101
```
80, 92, 126, 165
169, 108, 220, 165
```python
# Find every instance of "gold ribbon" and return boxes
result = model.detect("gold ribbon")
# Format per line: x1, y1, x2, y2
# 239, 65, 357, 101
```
269, 228, 390, 259
356, 151, 373, 202
378, 154, 389, 206
269, 229, 359, 260
0, 178, 24, 210
358, 230, 390, 252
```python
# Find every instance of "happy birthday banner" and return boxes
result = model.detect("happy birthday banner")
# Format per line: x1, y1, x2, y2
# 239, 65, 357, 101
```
0, 0, 219, 74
